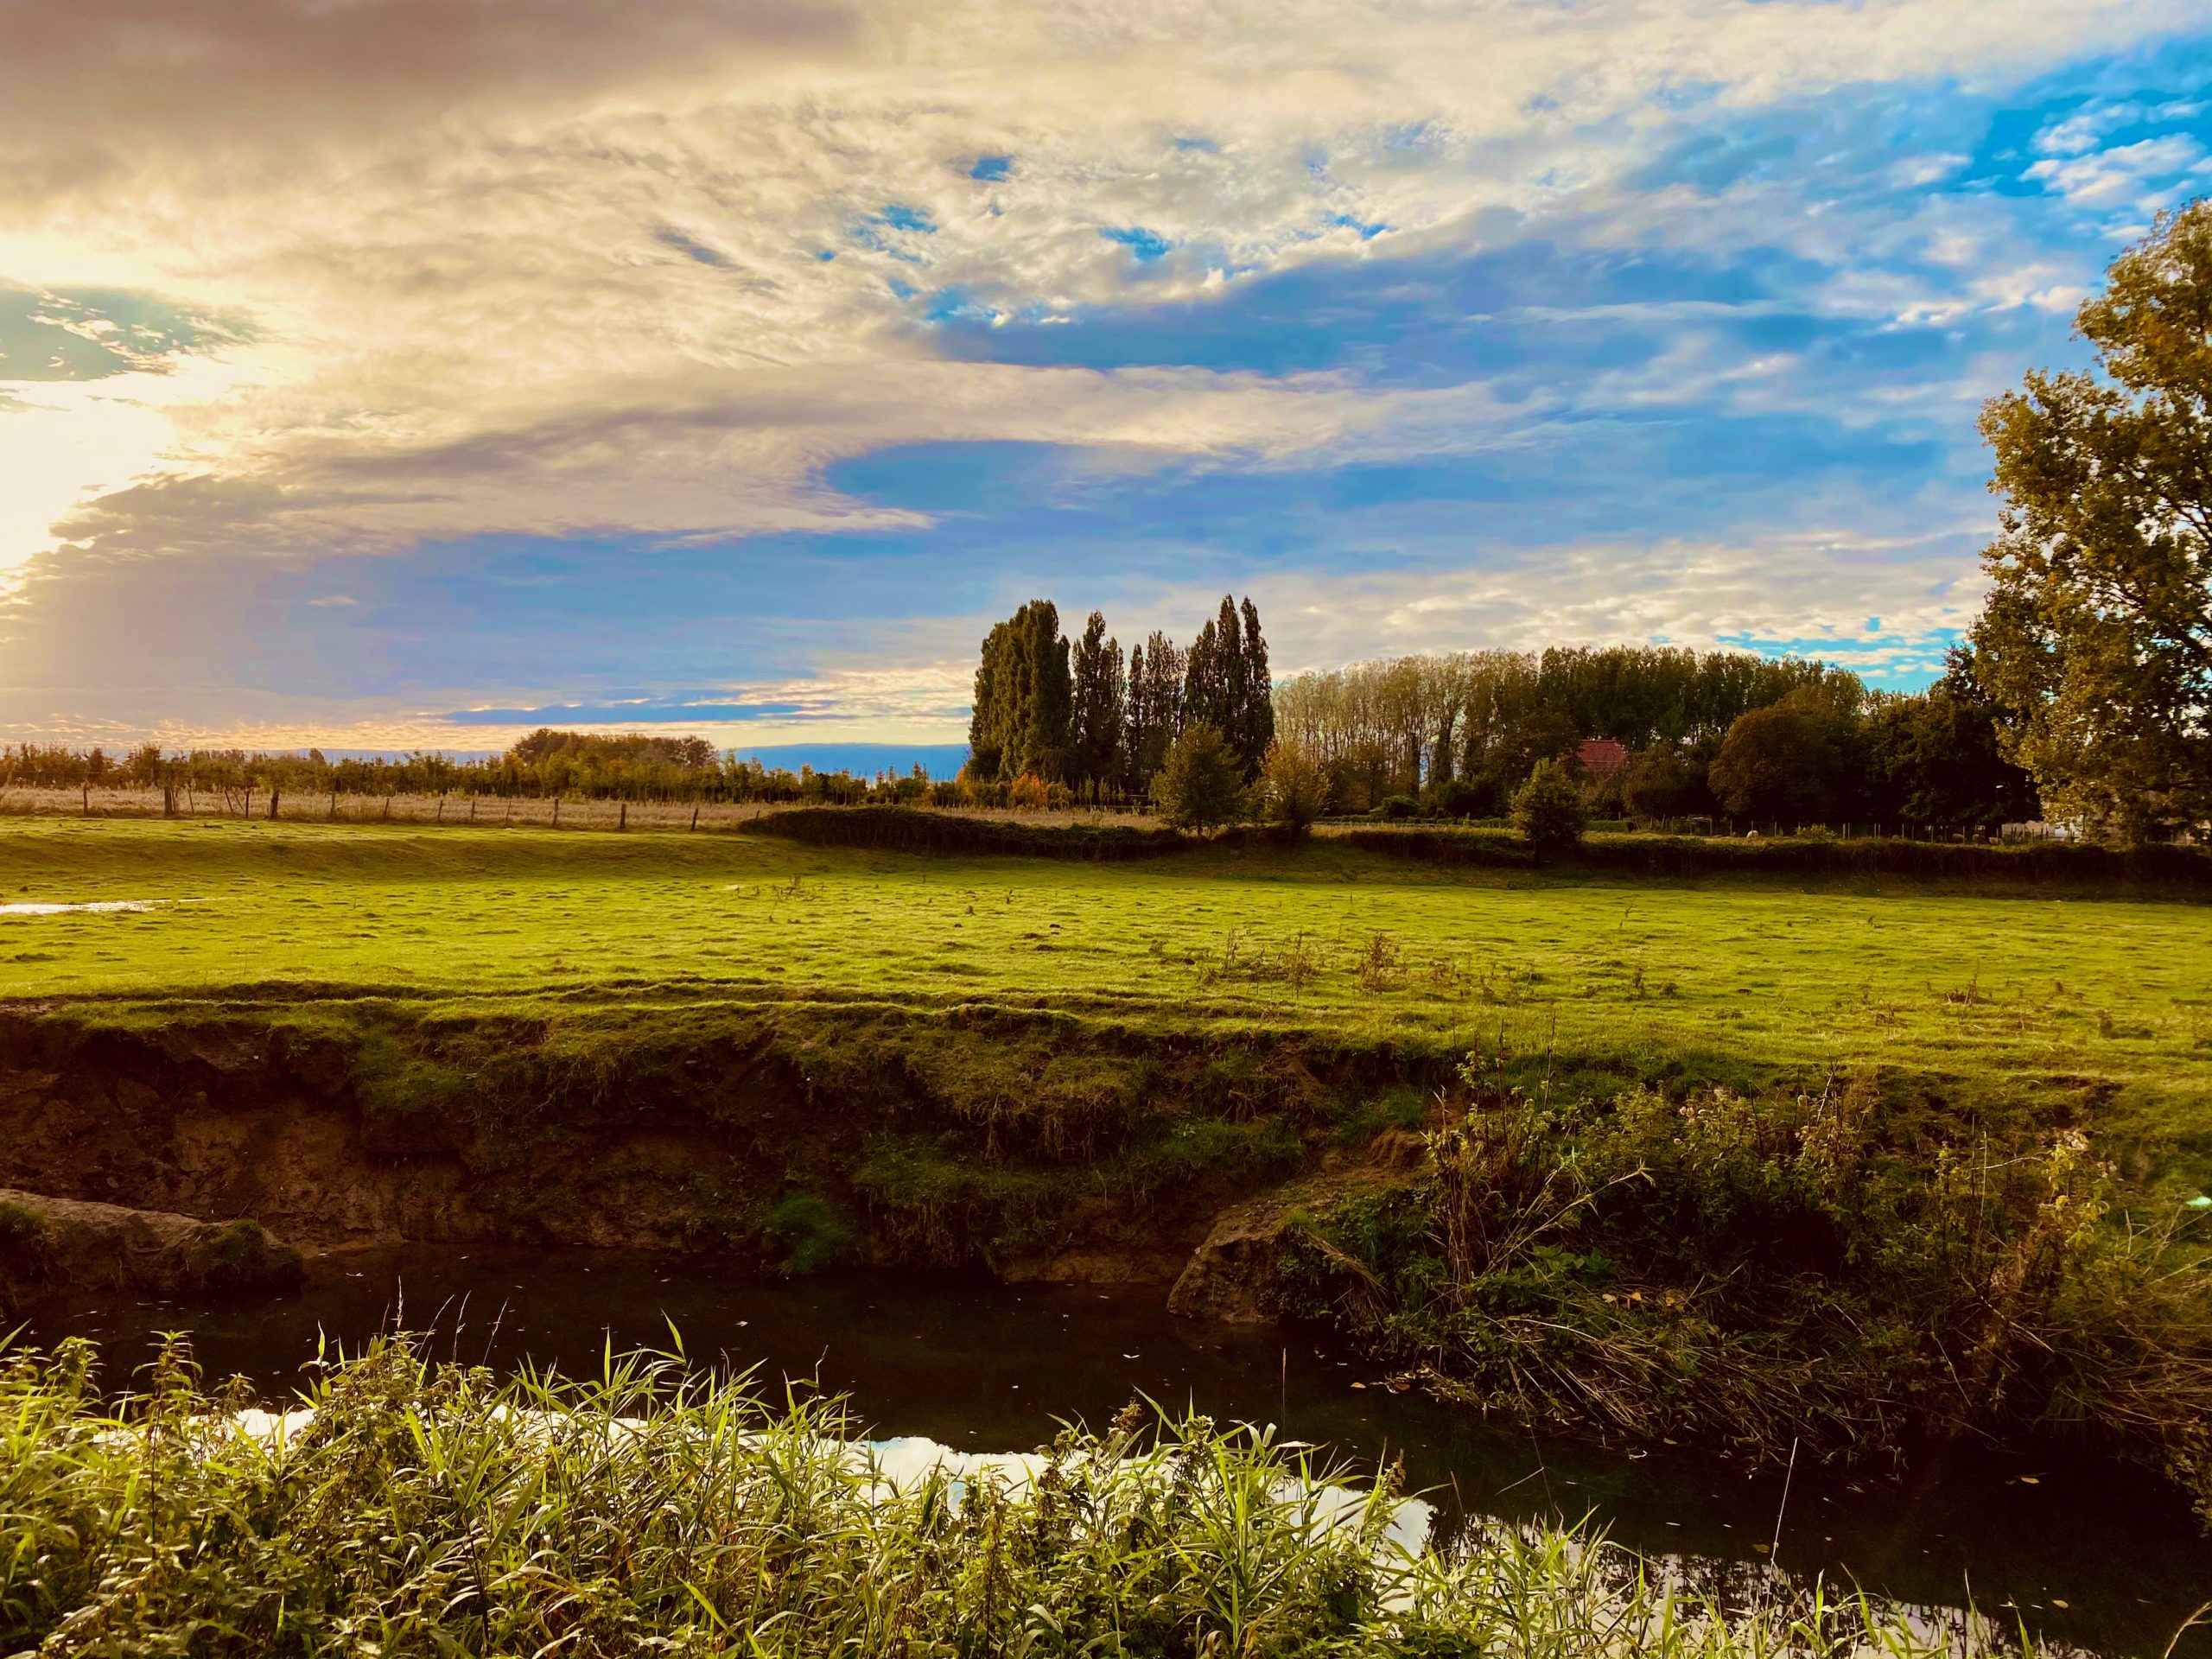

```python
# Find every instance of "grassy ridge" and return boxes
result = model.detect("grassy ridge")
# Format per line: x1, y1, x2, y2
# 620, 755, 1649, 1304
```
0, 1335, 2074, 1657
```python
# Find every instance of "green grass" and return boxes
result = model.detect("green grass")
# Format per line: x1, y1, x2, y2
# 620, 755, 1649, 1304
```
3, 817, 2209, 1525
2, 817, 2207, 1109
0, 1333, 2075, 1657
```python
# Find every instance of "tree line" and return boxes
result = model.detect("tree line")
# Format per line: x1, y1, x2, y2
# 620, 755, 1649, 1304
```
0, 735, 941, 810
965, 594, 1275, 798
1268, 645, 2036, 830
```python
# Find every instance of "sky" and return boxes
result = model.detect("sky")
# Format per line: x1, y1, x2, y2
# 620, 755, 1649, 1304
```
0, 0, 2208, 760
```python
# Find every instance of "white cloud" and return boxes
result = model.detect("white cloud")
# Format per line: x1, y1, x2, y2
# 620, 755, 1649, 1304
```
2024, 134, 2209, 207
0, 0, 2203, 736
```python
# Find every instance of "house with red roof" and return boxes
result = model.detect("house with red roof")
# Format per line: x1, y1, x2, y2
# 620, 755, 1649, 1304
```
1575, 737, 1628, 774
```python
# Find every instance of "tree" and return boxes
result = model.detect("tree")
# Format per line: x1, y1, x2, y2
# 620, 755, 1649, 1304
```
1970, 199, 2212, 842
1863, 653, 2038, 828
1708, 690, 1858, 823
1124, 632, 1185, 794
968, 601, 1073, 783
1237, 595, 1275, 777
1150, 723, 1248, 832
1069, 611, 1126, 794
1259, 736, 1330, 834
1511, 758, 1587, 854
1623, 739, 1717, 821
1183, 595, 1274, 780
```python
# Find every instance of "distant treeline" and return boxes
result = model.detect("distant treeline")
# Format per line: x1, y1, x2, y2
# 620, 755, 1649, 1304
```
0, 641, 2030, 832
1274, 645, 2037, 829
0, 734, 942, 808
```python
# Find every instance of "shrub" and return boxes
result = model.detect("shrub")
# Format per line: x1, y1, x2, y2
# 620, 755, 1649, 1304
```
1369, 795, 1421, 823
1422, 778, 1489, 819
1260, 738, 1331, 834
763, 1191, 856, 1274
1150, 724, 1249, 833
1510, 759, 1587, 853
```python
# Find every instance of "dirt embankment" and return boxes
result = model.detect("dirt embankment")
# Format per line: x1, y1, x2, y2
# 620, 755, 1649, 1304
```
0, 1188, 304, 1317
0, 1003, 1440, 1297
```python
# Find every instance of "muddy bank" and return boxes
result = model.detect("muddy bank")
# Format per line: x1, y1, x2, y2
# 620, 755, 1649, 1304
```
0, 1187, 302, 1316
0, 1001, 1440, 1292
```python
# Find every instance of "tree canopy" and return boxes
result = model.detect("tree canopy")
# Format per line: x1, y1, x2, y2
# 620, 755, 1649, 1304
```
1971, 198, 2212, 842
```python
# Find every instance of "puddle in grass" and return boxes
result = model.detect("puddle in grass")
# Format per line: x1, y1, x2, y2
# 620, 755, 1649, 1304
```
23, 1247, 2212, 1658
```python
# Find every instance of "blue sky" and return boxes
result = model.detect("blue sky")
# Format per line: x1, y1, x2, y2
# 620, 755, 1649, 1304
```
0, 1, 2206, 754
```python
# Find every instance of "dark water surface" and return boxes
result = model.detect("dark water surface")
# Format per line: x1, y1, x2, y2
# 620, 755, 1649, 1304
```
23, 1248, 2212, 1656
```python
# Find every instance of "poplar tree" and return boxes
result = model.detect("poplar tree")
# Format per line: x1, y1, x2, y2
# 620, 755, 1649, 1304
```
967, 601, 1073, 782
1182, 594, 1274, 780
1124, 632, 1186, 792
1070, 611, 1126, 793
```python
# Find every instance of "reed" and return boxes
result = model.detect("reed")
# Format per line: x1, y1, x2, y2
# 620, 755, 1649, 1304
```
2, 1335, 2048, 1657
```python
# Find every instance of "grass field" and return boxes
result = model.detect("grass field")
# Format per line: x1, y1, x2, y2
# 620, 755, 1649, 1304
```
5, 816, 2210, 1512
2, 817, 2208, 1111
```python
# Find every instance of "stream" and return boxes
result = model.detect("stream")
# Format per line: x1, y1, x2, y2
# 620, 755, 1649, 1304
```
20, 1246, 2212, 1656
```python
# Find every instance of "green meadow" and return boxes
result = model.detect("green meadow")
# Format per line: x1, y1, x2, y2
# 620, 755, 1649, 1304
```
2, 816, 2207, 1122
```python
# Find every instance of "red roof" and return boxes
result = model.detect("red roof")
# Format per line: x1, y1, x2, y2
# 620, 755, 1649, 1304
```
1576, 737, 1628, 772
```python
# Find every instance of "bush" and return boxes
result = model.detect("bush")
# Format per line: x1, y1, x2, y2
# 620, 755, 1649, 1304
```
1422, 778, 1490, 819
1150, 724, 1249, 832
763, 1191, 855, 1274
1259, 738, 1331, 834
1369, 795, 1421, 823
1285, 1061, 2212, 1516
1510, 759, 1587, 853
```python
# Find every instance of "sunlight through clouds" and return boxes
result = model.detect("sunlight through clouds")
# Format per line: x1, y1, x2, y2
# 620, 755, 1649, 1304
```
0, 0, 2207, 745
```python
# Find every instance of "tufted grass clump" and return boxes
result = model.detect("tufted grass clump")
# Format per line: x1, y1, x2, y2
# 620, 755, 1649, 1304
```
3, 1334, 2047, 1657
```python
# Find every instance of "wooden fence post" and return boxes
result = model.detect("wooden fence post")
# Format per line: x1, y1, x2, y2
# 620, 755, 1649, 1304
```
552, 797, 560, 829
618, 800, 626, 831
80, 784, 90, 817
690, 804, 699, 831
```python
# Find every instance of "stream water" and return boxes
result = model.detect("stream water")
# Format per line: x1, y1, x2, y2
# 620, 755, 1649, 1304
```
20, 1247, 2212, 1656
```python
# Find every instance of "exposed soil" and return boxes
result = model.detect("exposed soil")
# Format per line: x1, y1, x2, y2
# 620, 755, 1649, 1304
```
0, 1001, 1438, 1298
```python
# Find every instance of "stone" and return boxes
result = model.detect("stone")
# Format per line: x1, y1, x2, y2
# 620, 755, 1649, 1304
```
1167, 1198, 1287, 1324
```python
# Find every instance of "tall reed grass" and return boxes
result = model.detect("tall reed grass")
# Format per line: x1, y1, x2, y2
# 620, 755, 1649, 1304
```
2, 1335, 2060, 1657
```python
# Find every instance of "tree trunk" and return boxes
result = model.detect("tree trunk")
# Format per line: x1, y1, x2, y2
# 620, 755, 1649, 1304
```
268, 786, 280, 821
